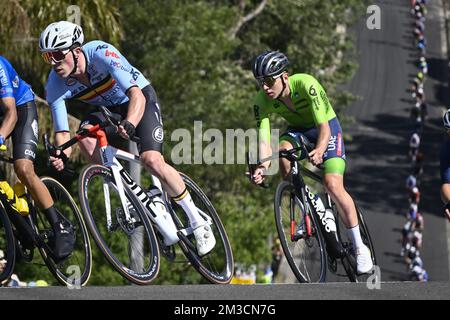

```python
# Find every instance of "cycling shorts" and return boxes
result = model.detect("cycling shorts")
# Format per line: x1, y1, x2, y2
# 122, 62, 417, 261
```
0, 101, 39, 162
80, 85, 164, 154
280, 117, 346, 175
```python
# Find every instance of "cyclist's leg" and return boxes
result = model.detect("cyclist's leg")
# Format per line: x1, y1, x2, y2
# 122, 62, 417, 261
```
321, 118, 372, 272
11, 102, 53, 210
136, 85, 215, 254
12, 101, 75, 258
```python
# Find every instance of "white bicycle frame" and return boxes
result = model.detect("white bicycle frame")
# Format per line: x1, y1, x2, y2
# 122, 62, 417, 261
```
98, 144, 212, 241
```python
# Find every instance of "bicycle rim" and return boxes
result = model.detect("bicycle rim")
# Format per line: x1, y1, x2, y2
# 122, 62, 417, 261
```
36, 177, 92, 287
167, 172, 234, 284
274, 181, 327, 283
79, 164, 160, 285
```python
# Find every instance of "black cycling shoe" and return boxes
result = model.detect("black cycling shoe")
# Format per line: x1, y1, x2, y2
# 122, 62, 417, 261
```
49, 220, 76, 261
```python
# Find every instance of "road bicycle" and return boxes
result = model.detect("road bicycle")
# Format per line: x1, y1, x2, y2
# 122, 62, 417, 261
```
46, 106, 234, 285
247, 140, 376, 283
0, 145, 92, 286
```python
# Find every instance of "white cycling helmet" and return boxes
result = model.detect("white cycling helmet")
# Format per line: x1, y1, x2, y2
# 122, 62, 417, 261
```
39, 21, 84, 52
443, 109, 450, 130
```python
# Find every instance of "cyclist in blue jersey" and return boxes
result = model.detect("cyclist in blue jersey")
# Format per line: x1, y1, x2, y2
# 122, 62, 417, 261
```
39, 21, 215, 256
440, 109, 450, 221
0, 55, 75, 259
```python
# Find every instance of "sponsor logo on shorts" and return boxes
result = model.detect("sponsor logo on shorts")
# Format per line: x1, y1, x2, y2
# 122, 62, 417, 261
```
31, 119, 39, 140
328, 135, 337, 151
25, 149, 36, 159
152, 126, 164, 143
337, 132, 342, 156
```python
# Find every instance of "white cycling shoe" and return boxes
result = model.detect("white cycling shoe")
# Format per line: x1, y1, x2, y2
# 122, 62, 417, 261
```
356, 245, 374, 274
193, 224, 216, 256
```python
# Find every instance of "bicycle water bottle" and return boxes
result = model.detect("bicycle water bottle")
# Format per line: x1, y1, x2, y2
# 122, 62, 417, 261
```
0, 181, 29, 216
146, 186, 179, 246
312, 194, 342, 259
13, 182, 29, 216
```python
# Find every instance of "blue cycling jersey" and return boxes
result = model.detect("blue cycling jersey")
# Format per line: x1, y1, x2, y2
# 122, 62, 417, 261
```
45, 40, 150, 132
0, 56, 34, 106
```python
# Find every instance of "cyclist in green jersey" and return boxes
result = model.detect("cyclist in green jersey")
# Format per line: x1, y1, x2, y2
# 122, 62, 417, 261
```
250, 51, 373, 274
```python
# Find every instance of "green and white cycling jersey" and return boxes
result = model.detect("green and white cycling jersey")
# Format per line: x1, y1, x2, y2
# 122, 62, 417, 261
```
253, 73, 336, 143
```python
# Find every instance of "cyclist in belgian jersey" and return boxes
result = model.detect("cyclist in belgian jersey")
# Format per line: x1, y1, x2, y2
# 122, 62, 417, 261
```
250, 51, 373, 274
0, 55, 75, 260
440, 109, 450, 221
39, 21, 215, 256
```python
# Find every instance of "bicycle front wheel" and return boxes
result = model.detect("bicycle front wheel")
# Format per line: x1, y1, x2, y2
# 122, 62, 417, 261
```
0, 203, 15, 285
79, 164, 160, 285
35, 177, 92, 287
166, 172, 234, 284
274, 181, 327, 283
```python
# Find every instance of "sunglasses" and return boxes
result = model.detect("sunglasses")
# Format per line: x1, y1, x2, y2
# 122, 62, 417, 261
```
42, 49, 71, 64
256, 74, 282, 88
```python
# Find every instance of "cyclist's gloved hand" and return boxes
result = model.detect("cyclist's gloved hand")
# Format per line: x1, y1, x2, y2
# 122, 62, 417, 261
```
252, 166, 267, 185
119, 120, 136, 140
49, 150, 68, 172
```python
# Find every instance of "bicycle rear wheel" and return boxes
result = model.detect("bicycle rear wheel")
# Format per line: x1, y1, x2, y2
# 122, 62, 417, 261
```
79, 164, 160, 285
166, 172, 234, 284
0, 203, 15, 285
35, 177, 92, 286
335, 202, 377, 282
274, 181, 327, 283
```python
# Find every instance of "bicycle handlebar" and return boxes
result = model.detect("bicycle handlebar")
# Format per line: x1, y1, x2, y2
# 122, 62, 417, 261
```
246, 152, 269, 189
98, 106, 141, 144
246, 142, 325, 188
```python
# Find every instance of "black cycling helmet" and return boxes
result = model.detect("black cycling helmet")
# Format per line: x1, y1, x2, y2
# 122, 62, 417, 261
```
252, 51, 289, 79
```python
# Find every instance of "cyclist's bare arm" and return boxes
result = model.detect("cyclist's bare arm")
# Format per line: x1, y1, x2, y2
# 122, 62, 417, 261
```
125, 87, 146, 127
252, 140, 271, 185
115, 87, 146, 140
0, 97, 17, 140
309, 122, 331, 166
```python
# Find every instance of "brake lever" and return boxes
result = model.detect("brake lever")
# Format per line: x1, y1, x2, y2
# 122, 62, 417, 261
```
43, 133, 74, 176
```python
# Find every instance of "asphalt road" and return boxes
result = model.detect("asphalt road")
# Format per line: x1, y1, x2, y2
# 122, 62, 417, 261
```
0, 281, 449, 300
343, 0, 449, 281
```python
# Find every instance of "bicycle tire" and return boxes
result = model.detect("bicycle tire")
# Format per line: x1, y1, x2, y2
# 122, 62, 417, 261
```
79, 164, 160, 285
274, 181, 327, 283
334, 202, 377, 282
354, 204, 377, 282
35, 177, 92, 286
166, 172, 234, 284
0, 202, 15, 285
